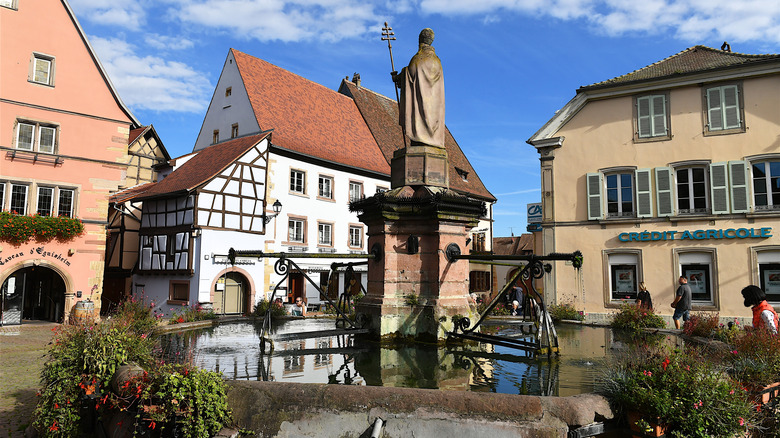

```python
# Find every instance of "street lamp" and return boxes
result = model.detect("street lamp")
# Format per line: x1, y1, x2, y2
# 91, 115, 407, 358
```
263, 200, 283, 224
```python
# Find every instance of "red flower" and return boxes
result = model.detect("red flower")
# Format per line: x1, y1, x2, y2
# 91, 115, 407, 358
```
49, 421, 58, 431
661, 358, 671, 370
149, 421, 157, 429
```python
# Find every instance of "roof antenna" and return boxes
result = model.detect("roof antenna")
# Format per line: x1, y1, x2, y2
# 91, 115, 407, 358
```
721, 41, 731, 52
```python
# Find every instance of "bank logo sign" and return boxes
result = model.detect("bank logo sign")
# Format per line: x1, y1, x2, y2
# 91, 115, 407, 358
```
618, 227, 772, 242
527, 203, 542, 224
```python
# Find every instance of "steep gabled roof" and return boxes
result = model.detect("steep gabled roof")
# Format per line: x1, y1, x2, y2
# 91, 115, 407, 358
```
231, 50, 390, 176
128, 124, 171, 160
339, 80, 496, 202
493, 235, 534, 256
580, 45, 780, 91
109, 182, 157, 204
134, 132, 270, 200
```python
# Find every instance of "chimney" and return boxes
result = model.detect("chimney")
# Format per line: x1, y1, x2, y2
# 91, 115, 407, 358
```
351, 72, 361, 88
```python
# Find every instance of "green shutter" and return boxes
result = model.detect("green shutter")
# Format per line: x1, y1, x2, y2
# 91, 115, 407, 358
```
709, 162, 730, 214
729, 160, 749, 213
655, 167, 674, 217
635, 169, 653, 217
651, 95, 667, 136
637, 97, 651, 138
723, 85, 740, 129
586, 172, 603, 220
707, 88, 723, 130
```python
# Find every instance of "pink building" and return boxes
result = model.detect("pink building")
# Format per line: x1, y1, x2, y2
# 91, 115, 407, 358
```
0, 0, 148, 324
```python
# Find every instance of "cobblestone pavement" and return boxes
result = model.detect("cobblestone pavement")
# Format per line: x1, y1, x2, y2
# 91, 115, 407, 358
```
0, 321, 58, 437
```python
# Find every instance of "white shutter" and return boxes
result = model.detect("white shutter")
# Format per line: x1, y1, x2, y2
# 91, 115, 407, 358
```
723, 85, 740, 129
651, 95, 667, 136
586, 172, 603, 220
709, 162, 730, 214
707, 88, 723, 130
729, 160, 750, 213
655, 167, 674, 217
635, 169, 653, 218
637, 97, 651, 138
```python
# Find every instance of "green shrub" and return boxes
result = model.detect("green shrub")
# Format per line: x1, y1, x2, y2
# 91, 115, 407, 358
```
113, 294, 162, 334
682, 312, 720, 337
729, 327, 780, 386
610, 303, 666, 332
253, 299, 287, 318
548, 302, 584, 321
169, 304, 217, 325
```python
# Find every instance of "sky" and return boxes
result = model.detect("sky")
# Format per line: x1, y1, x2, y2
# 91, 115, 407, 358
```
67, 0, 780, 237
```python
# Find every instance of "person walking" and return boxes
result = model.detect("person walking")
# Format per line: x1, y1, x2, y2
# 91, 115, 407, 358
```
741, 285, 779, 334
636, 282, 653, 310
671, 276, 692, 329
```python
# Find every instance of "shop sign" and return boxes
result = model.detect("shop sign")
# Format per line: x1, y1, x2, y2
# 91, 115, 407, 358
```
618, 227, 772, 243
0, 245, 72, 266
527, 203, 542, 224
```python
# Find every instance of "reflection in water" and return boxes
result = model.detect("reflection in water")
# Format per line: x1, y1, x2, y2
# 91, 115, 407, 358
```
160, 319, 650, 397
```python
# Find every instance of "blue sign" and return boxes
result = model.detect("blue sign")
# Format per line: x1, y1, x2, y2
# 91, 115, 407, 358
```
618, 227, 772, 242
527, 203, 542, 224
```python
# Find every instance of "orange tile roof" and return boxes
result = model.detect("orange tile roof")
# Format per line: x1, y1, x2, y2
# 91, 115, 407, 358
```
493, 235, 534, 256
340, 80, 495, 201
128, 126, 149, 145
109, 182, 157, 203
231, 49, 390, 176
134, 133, 271, 200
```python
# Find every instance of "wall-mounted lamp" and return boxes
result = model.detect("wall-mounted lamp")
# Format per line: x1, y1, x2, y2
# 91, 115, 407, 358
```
407, 235, 419, 255
263, 200, 283, 224
192, 229, 201, 237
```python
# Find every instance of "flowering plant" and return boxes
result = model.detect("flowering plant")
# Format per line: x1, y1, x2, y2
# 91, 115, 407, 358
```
728, 327, 780, 387
169, 304, 217, 325
600, 346, 755, 437
548, 302, 585, 321
682, 312, 720, 337
253, 299, 287, 318
610, 303, 666, 332
0, 211, 84, 245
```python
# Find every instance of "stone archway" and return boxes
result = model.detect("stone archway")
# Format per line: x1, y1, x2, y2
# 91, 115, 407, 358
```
1, 265, 67, 324
214, 272, 250, 315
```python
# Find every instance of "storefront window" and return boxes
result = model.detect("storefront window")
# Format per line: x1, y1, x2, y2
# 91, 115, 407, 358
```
682, 264, 712, 302
760, 264, 780, 303
607, 252, 640, 301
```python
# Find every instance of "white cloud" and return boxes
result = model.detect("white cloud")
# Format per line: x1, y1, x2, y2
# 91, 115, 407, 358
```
89, 36, 212, 113
494, 188, 540, 196
67, 0, 146, 28
144, 34, 195, 51
168, 0, 383, 42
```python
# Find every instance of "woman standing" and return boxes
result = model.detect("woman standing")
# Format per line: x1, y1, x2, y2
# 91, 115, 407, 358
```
636, 282, 653, 310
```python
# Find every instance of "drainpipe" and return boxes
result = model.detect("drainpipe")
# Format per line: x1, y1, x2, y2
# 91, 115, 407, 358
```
370, 417, 384, 437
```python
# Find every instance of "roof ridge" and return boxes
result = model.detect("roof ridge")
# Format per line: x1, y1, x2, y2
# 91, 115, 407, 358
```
344, 79, 398, 103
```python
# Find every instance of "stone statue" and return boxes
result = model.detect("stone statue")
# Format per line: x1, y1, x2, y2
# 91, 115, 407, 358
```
393, 28, 445, 149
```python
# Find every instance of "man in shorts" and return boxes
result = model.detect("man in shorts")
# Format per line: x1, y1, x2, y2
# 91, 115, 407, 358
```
671, 276, 692, 329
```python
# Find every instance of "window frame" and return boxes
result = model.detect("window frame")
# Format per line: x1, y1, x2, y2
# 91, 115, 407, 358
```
290, 169, 306, 195
751, 160, 780, 211
10, 183, 28, 215
673, 248, 718, 309
14, 120, 58, 154
603, 250, 642, 305
633, 92, 671, 142
1, 0, 18, 10
703, 82, 745, 135
0, 183, 5, 212
752, 247, 780, 304
349, 181, 363, 202
469, 270, 491, 292
212, 130, 219, 144
57, 188, 75, 217
287, 217, 306, 244
318, 174, 334, 200
168, 280, 190, 305
605, 171, 636, 218
231, 123, 238, 139
674, 165, 710, 215
36, 186, 54, 216
348, 225, 363, 249
29, 52, 55, 86
317, 221, 333, 247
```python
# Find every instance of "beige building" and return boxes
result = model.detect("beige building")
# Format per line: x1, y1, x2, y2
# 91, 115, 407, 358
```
528, 45, 780, 322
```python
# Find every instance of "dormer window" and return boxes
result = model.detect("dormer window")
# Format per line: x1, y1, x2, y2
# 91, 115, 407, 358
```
455, 167, 469, 182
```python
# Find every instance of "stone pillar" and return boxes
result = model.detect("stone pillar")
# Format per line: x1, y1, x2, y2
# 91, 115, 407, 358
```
352, 186, 485, 343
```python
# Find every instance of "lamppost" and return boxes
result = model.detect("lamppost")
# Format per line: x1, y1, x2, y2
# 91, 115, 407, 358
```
264, 200, 282, 224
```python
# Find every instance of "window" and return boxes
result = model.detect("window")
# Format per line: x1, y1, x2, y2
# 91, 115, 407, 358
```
290, 169, 305, 194
225, 87, 232, 97
676, 251, 715, 305
318, 222, 332, 246
10, 184, 28, 215
469, 271, 491, 292
30, 53, 54, 86
169, 281, 189, 303
606, 173, 634, 217
0, 183, 4, 211
37, 187, 54, 216
607, 252, 640, 301
139, 232, 190, 271
757, 250, 780, 303
57, 189, 74, 217
704, 84, 743, 133
472, 232, 486, 252
349, 182, 363, 202
752, 161, 780, 211
288, 219, 304, 243
15, 121, 57, 153
1, 0, 17, 10
349, 225, 363, 248
212, 130, 219, 144
635, 94, 669, 140
676, 167, 708, 214
231, 123, 238, 139
318, 175, 333, 199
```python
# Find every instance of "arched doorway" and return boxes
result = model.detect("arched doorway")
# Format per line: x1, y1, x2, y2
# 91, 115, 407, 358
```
1, 266, 66, 324
214, 272, 248, 315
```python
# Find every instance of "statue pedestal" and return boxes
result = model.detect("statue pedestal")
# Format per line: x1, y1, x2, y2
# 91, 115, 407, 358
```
352, 186, 485, 343
391, 144, 448, 188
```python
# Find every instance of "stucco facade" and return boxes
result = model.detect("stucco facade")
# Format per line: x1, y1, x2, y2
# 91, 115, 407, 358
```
529, 46, 780, 322
0, 0, 139, 323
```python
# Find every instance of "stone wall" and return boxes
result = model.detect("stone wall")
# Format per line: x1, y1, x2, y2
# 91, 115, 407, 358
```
227, 381, 613, 437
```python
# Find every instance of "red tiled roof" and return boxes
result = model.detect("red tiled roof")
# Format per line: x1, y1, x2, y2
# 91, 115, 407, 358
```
134, 133, 270, 200
110, 182, 157, 203
340, 81, 495, 201
128, 126, 149, 145
581, 45, 780, 91
232, 50, 390, 176
493, 235, 534, 256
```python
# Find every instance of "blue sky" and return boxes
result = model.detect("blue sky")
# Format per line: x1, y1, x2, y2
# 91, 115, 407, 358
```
68, 0, 780, 237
